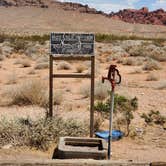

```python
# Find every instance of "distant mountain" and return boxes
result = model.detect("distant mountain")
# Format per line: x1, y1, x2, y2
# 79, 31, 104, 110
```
0, 0, 101, 12
0, 0, 48, 7
109, 7, 166, 26
0, 0, 166, 38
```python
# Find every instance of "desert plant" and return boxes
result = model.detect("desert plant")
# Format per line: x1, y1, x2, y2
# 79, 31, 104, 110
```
76, 64, 86, 73
129, 68, 142, 74
11, 39, 28, 53
142, 59, 161, 71
95, 94, 138, 136
0, 117, 88, 150
4, 79, 63, 108
122, 57, 137, 66
146, 73, 158, 81
57, 61, 72, 70
80, 81, 110, 100
141, 110, 166, 127
36, 57, 49, 63
34, 63, 49, 70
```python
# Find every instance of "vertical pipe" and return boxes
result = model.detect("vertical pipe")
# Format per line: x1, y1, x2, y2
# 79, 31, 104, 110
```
90, 56, 95, 137
108, 89, 115, 159
49, 54, 53, 117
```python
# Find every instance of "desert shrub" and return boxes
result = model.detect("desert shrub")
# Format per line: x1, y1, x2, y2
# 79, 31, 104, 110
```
11, 39, 28, 53
156, 80, 166, 90
34, 63, 49, 70
150, 48, 166, 62
129, 68, 142, 74
0, 117, 88, 150
95, 33, 165, 42
53, 90, 63, 105
0, 34, 6, 43
94, 113, 103, 132
57, 61, 72, 70
141, 110, 166, 127
127, 45, 145, 57
5, 79, 63, 107
80, 81, 110, 100
121, 57, 143, 66
146, 73, 158, 81
95, 81, 110, 100
36, 57, 49, 63
95, 94, 138, 136
142, 59, 161, 71
76, 64, 86, 73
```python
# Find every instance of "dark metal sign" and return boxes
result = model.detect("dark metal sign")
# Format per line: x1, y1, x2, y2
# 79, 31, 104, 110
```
50, 33, 94, 55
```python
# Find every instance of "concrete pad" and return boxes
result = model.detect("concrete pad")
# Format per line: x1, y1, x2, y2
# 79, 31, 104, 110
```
53, 137, 107, 160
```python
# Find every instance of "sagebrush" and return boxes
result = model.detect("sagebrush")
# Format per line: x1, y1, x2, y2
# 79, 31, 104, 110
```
0, 117, 88, 150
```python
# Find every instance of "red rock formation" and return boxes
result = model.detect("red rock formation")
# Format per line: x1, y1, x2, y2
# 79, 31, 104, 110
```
109, 7, 166, 26
0, 1, 165, 26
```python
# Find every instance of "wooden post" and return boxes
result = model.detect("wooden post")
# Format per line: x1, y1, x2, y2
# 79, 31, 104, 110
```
90, 56, 95, 137
49, 54, 53, 117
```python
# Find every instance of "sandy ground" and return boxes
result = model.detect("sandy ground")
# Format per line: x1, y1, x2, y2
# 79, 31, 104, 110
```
0, 43, 166, 162
0, 6, 166, 38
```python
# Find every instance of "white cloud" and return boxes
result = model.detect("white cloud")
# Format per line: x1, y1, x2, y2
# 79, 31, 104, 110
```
151, 0, 166, 10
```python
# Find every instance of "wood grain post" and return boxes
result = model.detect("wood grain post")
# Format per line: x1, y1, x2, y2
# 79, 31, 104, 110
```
90, 56, 95, 137
49, 54, 53, 117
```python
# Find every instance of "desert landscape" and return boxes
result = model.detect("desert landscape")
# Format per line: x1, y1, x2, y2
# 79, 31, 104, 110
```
0, 0, 166, 164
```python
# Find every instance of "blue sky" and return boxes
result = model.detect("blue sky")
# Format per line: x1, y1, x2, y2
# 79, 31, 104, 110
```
59, 0, 166, 13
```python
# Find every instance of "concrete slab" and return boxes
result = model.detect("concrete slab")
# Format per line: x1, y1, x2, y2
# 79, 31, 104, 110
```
53, 137, 107, 160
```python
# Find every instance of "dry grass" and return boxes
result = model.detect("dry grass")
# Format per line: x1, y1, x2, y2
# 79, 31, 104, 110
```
4, 79, 63, 107
34, 63, 49, 70
129, 68, 142, 74
122, 57, 137, 66
95, 81, 110, 100
57, 61, 72, 70
0, 117, 89, 150
75, 64, 86, 73
80, 80, 110, 100
142, 59, 162, 71
36, 57, 49, 63
146, 73, 158, 81
53, 90, 63, 105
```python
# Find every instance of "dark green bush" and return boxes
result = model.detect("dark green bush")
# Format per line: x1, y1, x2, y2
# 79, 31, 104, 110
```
94, 93, 138, 136
95, 33, 166, 43
141, 110, 166, 126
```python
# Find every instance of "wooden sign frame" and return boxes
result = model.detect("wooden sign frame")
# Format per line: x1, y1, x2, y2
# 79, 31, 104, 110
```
49, 33, 95, 137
